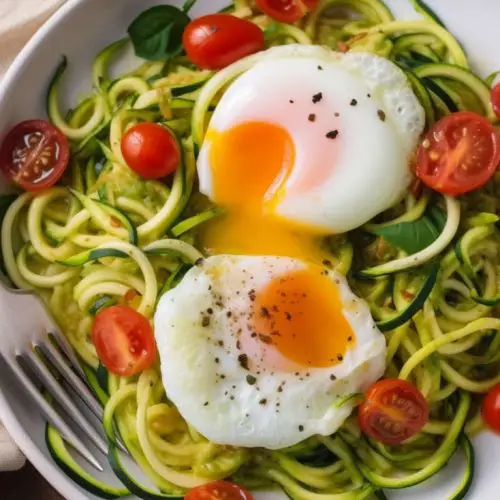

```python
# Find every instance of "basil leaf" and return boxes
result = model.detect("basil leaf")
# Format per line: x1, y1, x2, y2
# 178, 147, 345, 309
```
427, 204, 447, 232
373, 216, 439, 255
128, 5, 191, 61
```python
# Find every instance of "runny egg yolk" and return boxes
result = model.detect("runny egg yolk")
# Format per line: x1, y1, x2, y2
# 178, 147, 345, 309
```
201, 121, 331, 263
247, 268, 355, 369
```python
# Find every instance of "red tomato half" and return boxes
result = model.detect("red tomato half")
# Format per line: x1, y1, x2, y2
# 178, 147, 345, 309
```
415, 111, 500, 196
358, 379, 429, 445
185, 481, 253, 500
0, 119, 70, 192
491, 83, 500, 119
482, 384, 500, 433
92, 305, 157, 377
183, 14, 265, 70
255, 0, 319, 23
121, 123, 181, 180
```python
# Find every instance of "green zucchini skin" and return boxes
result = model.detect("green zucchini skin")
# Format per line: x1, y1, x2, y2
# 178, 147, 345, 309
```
108, 443, 183, 500
448, 434, 475, 500
46, 424, 129, 499
376, 263, 438, 332
58, 248, 128, 267
170, 74, 213, 97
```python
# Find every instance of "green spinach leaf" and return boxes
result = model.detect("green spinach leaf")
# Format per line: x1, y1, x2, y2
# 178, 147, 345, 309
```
373, 216, 439, 255
128, 4, 192, 61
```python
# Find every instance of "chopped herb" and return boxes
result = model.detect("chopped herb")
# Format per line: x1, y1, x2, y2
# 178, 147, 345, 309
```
203, 401, 209, 406
201, 316, 210, 327
318, 65, 323, 70
377, 109, 386, 122
259, 398, 267, 405
246, 375, 257, 385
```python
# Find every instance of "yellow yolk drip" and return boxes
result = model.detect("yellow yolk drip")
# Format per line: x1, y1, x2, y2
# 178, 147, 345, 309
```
252, 268, 355, 368
201, 121, 331, 263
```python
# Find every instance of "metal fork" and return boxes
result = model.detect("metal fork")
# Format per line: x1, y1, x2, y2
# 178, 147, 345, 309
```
0, 278, 111, 470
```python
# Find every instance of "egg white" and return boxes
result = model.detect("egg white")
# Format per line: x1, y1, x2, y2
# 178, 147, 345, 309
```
154, 255, 386, 450
197, 45, 425, 233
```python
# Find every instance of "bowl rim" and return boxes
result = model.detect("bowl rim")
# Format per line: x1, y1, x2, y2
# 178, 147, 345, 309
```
0, 2, 94, 497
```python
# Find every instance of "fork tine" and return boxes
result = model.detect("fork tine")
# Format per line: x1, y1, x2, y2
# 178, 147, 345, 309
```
40, 340, 130, 455
22, 349, 108, 456
47, 332, 87, 380
0, 352, 103, 471
39, 340, 103, 420
41, 338, 130, 455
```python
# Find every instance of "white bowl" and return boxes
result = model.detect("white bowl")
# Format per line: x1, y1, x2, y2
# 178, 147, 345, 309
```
1, 0, 500, 498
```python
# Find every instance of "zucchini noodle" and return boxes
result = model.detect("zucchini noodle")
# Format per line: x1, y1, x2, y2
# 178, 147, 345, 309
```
1, 0, 499, 498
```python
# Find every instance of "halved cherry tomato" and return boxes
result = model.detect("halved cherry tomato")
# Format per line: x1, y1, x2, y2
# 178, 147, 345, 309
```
491, 83, 500, 119
415, 111, 500, 196
0, 119, 70, 192
185, 481, 253, 500
482, 384, 500, 433
358, 379, 429, 445
183, 14, 265, 70
255, 0, 319, 23
121, 123, 180, 180
92, 305, 156, 377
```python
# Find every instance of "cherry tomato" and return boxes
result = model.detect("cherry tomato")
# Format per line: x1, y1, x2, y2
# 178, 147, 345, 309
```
415, 111, 500, 196
182, 14, 265, 70
255, 0, 319, 23
0, 119, 70, 192
121, 123, 180, 180
482, 384, 500, 433
185, 481, 253, 500
491, 83, 500, 119
92, 305, 157, 377
358, 379, 429, 445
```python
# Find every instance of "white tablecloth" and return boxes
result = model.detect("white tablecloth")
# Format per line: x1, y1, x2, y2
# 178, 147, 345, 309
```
0, 0, 64, 472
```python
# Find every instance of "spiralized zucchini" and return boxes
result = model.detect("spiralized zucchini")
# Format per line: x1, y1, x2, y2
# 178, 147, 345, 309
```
1, 0, 499, 498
